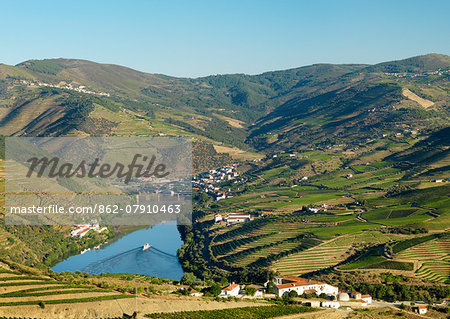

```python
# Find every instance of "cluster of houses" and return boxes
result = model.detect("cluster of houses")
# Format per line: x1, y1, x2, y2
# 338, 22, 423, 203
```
383, 69, 449, 78
16, 79, 110, 97
211, 276, 374, 309
430, 179, 448, 183
178, 275, 437, 314
272, 153, 309, 160
272, 276, 373, 308
305, 203, 352, 214
193, 165, 239, 201
70, 221, 107, 238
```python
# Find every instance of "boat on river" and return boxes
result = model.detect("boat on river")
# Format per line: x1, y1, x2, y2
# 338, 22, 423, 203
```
142, 243, 151, 251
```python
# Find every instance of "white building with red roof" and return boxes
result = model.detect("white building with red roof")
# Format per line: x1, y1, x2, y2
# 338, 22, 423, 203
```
361, 294, 372, 304
274, 276, 338, 297
220, 283, 240, 297
412, 306, 427, 314
215, 213, 252, 223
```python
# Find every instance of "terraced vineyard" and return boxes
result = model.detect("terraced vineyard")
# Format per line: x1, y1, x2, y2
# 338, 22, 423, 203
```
210, 219, 322, 268
273, 231, 402, 276
397, 235, 450, 283
0, 266, 133, 307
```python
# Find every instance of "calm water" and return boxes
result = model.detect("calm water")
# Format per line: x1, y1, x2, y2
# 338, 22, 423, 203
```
52, 222, 184, 280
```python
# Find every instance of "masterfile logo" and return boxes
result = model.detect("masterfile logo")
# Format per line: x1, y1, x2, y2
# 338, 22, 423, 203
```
5, 137, 192, 226
25, 154, 170, 183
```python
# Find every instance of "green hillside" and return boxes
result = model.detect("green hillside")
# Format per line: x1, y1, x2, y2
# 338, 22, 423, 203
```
0, 53, 449, 288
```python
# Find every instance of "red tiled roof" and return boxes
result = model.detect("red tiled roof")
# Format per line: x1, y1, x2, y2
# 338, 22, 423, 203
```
304, 289, 317, 294
222, 284, 239, 291
361, 295, 371, 298
282, 276, 325, 285
276, 277, 326, 290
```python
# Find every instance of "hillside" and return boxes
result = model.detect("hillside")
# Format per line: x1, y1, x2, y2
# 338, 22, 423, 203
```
0, 53, 449, 290
248, 54, 450, 152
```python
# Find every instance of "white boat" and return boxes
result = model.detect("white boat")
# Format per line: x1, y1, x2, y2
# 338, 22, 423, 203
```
142, 243, 151, 251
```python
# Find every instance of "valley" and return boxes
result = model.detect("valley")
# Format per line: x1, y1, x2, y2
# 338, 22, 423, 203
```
0, 53, 448, 318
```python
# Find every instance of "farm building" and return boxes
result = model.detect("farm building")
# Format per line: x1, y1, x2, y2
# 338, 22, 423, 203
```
189, 288, 201, 297
338, 292, 350, 301
220, 283, 240, 297
274, 276, 338, 297
215, 214, 252, 223
361, 294, 372, 304
321, 301, 340, 308
412, 306, 427, 314
350, 292, 362, 299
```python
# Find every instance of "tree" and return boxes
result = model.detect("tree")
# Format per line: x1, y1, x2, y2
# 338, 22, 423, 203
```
219, 277, 228, 286
210, 283, 222, 297
266, 281, 275, 294
288, 290, 298, 298
245, 287, 257, 296
245, 184, 255, 192
180, 272, 197, 286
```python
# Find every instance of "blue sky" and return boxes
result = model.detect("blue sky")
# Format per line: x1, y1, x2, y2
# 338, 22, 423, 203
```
2, 0, 449, 77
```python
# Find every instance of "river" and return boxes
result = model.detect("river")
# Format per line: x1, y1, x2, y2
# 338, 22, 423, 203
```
52, 222, 184, 281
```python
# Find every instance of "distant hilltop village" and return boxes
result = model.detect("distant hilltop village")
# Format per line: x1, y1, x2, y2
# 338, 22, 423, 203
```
383, 69, 449, 78
16, 79, 110, 97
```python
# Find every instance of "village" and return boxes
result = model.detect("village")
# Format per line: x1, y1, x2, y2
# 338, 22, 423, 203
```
383, 69, 450, 78
15, 79, 111, 96
177, 274, 438, 315
192, 165, 239, 201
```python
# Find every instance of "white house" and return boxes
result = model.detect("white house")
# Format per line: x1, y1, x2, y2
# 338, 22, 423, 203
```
274, 276, 338, 297
215, 214, 251, 223
412, 306, 427, 314
215, 193, 227, 201
189, 288, 201, 297
220, 283, 240, 297
71, 224, 90, 237
350, 292, 362, 300
224, 214, 251, 223
321, 301, 340, 309
361, 294, 372, 304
